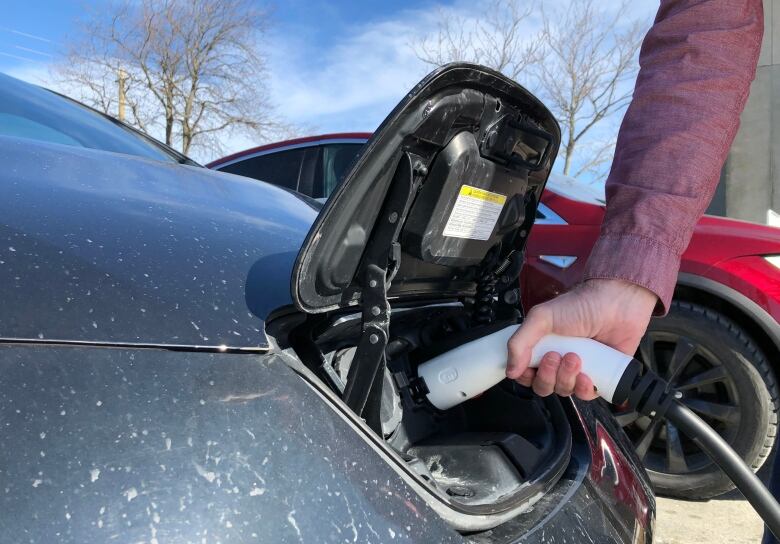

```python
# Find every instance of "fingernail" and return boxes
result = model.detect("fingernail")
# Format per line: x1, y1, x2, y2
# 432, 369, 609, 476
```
563, 358, 578, 370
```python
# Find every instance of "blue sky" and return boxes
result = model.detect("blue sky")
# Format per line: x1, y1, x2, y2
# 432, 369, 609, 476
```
0, 0, 658, 172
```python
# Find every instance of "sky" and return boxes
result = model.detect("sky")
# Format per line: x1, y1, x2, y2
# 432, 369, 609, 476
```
0, 0, 659, 175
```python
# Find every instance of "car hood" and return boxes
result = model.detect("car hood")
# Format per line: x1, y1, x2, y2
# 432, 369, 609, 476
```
293, 64, 560, 313
538, 190, 780, 263
686, 215, 780, 263
0, 136, 318, 350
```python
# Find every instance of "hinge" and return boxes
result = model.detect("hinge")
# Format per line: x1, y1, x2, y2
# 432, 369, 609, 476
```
342, 153, 418, 432
342, 263, 390, 419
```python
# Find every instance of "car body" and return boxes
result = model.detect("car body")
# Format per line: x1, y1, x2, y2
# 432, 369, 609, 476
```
0, 67, 655, 542
212, 130, 780, 499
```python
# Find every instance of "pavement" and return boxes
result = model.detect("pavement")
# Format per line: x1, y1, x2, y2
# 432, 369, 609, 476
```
655, 494, 763, 544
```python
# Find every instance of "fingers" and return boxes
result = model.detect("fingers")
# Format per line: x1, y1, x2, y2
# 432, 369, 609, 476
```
531, 352, 561, 397
574, 373, 599, 401
515, 368, 536, 387
521, 351, 598, 401
506, 306, 552, 380
531, 352, 581, 397
554, 352, 581, 397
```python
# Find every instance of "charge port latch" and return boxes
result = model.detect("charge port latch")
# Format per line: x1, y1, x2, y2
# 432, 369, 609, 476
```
393, 371, 429, 404
480, 114, 553, 172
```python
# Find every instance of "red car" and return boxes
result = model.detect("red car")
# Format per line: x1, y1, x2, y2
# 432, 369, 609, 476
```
209, 133, 780, 499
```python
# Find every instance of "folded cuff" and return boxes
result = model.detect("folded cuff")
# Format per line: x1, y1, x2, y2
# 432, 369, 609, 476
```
582, 234, 682, 315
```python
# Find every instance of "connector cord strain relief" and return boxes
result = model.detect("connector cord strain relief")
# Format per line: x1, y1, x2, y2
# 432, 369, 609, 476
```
612, 359, 675, 418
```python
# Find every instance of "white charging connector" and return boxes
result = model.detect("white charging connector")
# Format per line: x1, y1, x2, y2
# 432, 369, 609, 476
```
417, 325, 634, 410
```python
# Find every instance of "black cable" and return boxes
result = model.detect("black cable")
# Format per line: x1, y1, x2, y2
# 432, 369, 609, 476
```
665, 400, 780, 540
613, 362, 780, 539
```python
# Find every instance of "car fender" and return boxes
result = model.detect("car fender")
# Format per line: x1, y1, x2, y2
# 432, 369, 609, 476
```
677, 272, 780, 354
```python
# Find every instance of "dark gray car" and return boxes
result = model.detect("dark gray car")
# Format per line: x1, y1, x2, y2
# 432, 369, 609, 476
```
0, 67, 654, 543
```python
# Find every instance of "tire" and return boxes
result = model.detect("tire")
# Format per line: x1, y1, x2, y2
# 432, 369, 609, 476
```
612, 300, 779, 500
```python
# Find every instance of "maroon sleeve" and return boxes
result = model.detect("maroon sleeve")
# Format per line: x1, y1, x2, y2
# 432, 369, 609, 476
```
582, 0, 763, 314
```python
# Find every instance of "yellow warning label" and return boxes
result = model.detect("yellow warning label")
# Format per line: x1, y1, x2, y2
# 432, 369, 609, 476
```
443, 184, 508, 241
459, 185, 507, 205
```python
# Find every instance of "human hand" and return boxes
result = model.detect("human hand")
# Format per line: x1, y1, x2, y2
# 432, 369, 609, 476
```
506, 279, 658, 400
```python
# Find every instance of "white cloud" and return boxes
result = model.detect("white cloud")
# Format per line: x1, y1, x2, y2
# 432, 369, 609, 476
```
264, 8, 439, 134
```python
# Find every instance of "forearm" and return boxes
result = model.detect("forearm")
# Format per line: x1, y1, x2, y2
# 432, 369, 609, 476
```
584, 0, 763, 313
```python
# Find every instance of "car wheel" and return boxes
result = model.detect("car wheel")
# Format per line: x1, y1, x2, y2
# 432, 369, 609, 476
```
611, 300, 779, 500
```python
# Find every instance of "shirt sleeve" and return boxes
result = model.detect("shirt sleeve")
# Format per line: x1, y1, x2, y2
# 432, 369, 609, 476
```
582, 0, 764, 314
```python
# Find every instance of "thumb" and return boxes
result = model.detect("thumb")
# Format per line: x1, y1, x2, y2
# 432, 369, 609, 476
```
506, 306, 552, 379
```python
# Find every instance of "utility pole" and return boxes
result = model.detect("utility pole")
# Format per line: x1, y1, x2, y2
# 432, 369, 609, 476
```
117, 68, 127, 121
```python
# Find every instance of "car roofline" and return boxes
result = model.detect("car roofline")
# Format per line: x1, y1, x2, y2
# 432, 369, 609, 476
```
206, 132, 372, 168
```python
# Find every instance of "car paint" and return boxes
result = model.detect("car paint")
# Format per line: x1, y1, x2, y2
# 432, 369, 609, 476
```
0, 344, 462, 543
0, 342, 654, 544
700, 257, 780, 320
0, 135, 319, 351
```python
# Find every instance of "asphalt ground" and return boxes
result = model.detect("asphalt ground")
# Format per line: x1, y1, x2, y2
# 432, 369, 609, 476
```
655, 494, 763, 544
654, 448, 775, 543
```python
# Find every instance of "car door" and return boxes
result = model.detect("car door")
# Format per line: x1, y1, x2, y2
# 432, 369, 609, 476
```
521, 201, 600, 309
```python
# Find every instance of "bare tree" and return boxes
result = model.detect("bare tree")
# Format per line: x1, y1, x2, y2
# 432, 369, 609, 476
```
54, 0, 277, 157
411, 0, 647, 179
538, 0, 645, 177
412, 0, 543, 82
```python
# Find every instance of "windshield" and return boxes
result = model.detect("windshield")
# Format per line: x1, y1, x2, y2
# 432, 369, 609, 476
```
0, 73, 191, 164
545, 173, 606, 205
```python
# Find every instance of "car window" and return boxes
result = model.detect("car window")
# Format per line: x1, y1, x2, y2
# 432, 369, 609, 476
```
0, 113, 82, 147
313, 143, 363, 198
219, 148, 306, 190
0, 73, 186, 164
